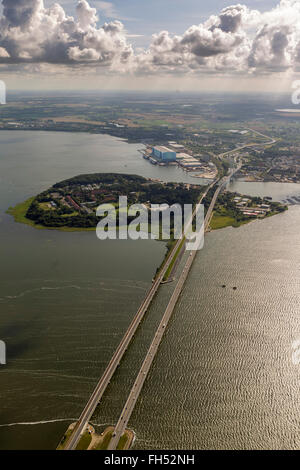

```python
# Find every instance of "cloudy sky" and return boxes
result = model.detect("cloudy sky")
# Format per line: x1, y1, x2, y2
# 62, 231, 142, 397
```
0, 0, 299, 92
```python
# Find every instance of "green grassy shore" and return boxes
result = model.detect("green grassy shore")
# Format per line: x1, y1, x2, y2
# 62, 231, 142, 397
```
6, 198, 95, 232
210, 212, 250, 230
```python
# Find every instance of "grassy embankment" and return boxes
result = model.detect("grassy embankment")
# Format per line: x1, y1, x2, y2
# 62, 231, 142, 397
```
155, 184, 211, 281
210, 205, 287, 231
117, 434, 129, 450
76, 432, 92, 450
57, 424, 133, 450
162, 237, 185, 281
95, 430, 113, 450
210, 211, 249, 230
94, 427, 133, 450
6, 197, 36, 226
57, 430, 92, 450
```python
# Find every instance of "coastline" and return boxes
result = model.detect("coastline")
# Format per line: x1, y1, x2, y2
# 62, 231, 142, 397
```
6, 193, 288, 278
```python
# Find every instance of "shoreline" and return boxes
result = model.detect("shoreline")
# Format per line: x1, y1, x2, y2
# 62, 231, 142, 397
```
0, 126, 144, 145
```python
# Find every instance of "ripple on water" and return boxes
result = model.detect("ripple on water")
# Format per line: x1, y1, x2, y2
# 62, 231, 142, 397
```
130, 207, 300, 450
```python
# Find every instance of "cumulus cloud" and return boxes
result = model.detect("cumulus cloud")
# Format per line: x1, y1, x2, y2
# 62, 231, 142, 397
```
0, 0, 300, 76
76, 0, 98, 29
246, 0, 300, 72
134, 1, 300, 75
0, 47, 10, 58
248, 24, 293, 71
2, 0, 43, 28
0, 0, 133, 67
131, 3, 254, 74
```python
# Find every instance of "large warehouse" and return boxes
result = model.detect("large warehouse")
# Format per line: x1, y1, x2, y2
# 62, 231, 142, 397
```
176, 152, 203, 168
152, 146, 176, 162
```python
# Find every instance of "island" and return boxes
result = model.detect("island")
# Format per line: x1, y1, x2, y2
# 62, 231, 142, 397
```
7, 173, 288, 234
7, 173, 203, 231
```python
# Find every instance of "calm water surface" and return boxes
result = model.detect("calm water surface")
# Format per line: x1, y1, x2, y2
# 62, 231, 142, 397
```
228, 179, 300, 202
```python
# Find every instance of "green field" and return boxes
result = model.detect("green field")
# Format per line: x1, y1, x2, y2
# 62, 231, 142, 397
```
210, 212, 252, 230
56, 429, 73, 450
210, 214, 236, 230
57, 429, 92, 450
95, 431, 113, 450
75, 432, 92, 450
91, 428, 133, 450
163, 237, 185, 281
116, 434, 129, 450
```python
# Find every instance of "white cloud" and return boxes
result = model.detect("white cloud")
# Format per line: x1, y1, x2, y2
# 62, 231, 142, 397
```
0, 46, 9, 57
132, 1, 300, 76
0, 0, 133, 68
0, 0, 300, 77
76, 0, 98, 29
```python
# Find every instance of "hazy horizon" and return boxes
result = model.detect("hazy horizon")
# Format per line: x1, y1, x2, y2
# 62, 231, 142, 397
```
0, 1, 299, 93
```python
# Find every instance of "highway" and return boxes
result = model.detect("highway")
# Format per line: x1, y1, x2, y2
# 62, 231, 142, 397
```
217, 128, 277, 159
63, 128, 271, 451
63, 183, 213, 450
107, 170, 236, 450
245, 127, 277, 145
107, 248, 198, 449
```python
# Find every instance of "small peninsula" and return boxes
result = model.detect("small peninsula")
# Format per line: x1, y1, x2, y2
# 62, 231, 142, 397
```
206, 190, 288, 230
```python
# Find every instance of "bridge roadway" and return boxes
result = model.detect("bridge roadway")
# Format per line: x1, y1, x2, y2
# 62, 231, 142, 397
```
107, 173, 233, 450
63, 183, 214, 450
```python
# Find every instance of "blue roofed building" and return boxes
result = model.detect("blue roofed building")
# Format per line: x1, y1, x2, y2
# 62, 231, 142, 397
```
152, 146, 176, 162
